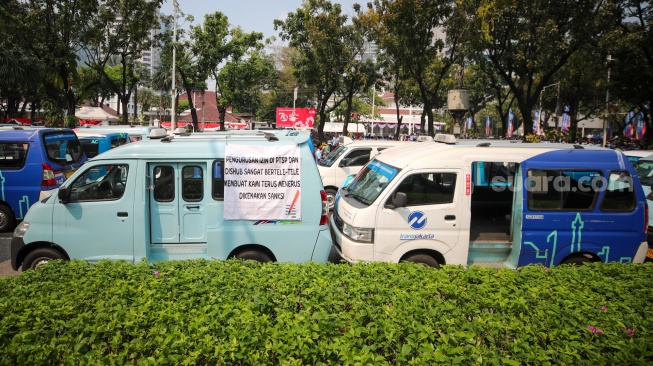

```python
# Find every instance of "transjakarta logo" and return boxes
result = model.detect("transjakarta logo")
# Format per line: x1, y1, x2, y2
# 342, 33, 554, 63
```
408, 211, 427, 230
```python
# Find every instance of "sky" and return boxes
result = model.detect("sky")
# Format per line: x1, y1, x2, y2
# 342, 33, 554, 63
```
159, 0, 360, 43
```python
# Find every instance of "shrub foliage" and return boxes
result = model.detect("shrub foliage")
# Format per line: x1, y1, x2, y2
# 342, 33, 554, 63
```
0, 260, 652, 365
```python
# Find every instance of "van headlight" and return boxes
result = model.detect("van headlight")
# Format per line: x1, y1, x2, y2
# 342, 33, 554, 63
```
14, 221, 29, 238
343, 223, 374, 243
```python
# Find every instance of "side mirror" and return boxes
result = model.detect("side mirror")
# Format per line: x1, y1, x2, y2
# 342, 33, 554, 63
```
394, 192, 407, 208
58, 186, 71, 204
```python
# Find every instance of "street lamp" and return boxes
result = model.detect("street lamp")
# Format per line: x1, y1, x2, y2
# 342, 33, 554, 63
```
170, 0, 179, 131
538, 82, 560, 134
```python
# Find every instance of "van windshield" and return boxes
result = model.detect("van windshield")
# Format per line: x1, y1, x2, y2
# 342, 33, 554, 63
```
344, 159, 399, 205
634, 159, 653, 186
318, 145, 347, 167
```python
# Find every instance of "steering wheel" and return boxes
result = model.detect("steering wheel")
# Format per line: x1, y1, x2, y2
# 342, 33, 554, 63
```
99, 180, 114, 198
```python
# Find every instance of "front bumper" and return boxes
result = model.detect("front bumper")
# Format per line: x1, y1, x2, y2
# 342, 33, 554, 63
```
10, 236, 26, 271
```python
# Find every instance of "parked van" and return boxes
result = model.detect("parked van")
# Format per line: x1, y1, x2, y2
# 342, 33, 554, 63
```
0, 127, 86, 232
632, 155, 653, 256
623, 150, 653, 165
318, 137, 411, 209
76, 125, 159, 142
75, 131, 131, 158
330, 144, 648, 268
11, 129, 331, 270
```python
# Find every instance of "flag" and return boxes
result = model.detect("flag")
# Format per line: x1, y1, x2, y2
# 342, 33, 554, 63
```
636, 112, 646, 141
533, 109, 540, 135
485, 115, 491, 137
561, 106, 570, 132
507, 109, 514, 137
624, 111, 635, 138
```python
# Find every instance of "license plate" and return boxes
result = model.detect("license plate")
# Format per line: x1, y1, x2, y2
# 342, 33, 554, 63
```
647, 248, 653, 259
64, 170, 76, 179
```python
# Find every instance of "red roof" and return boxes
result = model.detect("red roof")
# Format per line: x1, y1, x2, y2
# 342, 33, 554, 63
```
177, 91, 245, 123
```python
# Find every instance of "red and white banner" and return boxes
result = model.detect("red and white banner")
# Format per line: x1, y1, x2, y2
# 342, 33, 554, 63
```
276, 107, 316, 128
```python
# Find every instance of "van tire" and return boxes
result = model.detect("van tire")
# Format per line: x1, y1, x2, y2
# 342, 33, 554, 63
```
560, 253, 593, 266
235, 250, 272, 263
22, 248, 65, 271
325, 188, 338, 210
403, 253, 440, 268
0, 205, 16, 232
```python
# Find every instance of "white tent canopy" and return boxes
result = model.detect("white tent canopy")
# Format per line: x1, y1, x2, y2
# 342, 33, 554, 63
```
321, 122, 365, 133
75, 106, 118, 121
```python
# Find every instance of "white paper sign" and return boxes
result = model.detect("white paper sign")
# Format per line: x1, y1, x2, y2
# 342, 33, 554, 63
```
224, 144, 301, 220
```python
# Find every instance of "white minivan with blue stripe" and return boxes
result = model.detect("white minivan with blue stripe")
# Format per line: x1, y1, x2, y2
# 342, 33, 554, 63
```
11, 129, 331, 270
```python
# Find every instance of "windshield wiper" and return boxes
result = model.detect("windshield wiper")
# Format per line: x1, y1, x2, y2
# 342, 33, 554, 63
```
345, 192, 368, 204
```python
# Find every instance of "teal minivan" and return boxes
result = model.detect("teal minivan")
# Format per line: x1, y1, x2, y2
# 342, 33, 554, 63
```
11, 129, 331, 270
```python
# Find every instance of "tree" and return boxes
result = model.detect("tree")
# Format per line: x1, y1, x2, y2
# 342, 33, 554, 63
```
192, 12, 265, 130
606, 1, 653, 144
361, 0, 465, 137
219, 49, 276, 118
275, 0, 359, 142
462, 0, 619, 139
82, 0, 164, 125
20, 0, 100, 120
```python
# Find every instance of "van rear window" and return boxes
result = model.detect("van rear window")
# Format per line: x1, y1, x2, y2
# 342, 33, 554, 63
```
80, 140, 100, 158
0, 143, 28, 169
43, 132, 84, 165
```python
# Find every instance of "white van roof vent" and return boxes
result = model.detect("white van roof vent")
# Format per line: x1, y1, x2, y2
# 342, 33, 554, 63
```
416, 136, 434, 142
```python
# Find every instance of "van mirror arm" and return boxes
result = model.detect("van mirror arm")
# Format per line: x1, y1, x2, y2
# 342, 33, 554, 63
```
58, 186, 71, 204
386, 192, 407, 209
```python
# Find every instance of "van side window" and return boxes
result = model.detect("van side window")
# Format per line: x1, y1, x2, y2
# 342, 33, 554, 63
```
69, 164, 129, 201
527, 169, 601, 210
182, 166, 203, 202
212, 160, 225, 200
394, 172, 457, 206
601, 171, 636, 211
153, 165, 175, 202
0, 143, 28, 169
342, 149, 371, 167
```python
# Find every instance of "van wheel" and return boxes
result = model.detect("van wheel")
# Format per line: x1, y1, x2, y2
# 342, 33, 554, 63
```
22, 248, 65, 271
235, 250, 272, 263
0, 205, 16, 233
560, 254, 593, 266
325, 188, 338, 210
403, 253, 440, 268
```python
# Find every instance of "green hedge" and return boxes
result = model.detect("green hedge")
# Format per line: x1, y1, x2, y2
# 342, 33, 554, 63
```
0, 260, 652, 365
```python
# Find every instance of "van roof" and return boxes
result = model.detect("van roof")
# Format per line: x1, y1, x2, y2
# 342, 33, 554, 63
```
90, 132, 310, 161
0, 127, 77, 140
374, 143, 611, 169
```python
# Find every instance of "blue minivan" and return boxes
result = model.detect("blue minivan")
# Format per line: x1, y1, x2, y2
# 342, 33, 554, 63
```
0, 127, 86, 231
76, 131, 131, 158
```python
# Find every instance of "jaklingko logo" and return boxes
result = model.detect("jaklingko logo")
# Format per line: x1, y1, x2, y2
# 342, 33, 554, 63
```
490, 174, 634, 193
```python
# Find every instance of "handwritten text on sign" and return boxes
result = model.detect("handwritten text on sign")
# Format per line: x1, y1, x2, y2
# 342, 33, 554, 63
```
224, 144, 301, 220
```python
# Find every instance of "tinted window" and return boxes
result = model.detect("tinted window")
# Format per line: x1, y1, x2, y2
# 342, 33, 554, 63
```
182, 166, 203, 202
601, 171, 636, 211
527, 170, 601, 211
0, 142, 28, 169
69, 164, 129, 201
80, 139, 100, 158
392, 172, 457, 206
43, 131, 84, 165
342, 148, 372, 167
212, 160, 225, 200
153, 165, 175, 202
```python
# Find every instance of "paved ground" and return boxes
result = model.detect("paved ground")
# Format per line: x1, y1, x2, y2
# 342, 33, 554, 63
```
0, 236, 21, 277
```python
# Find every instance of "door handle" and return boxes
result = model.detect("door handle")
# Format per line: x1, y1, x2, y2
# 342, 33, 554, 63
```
186, 205, 200, 210
444, 215, 456, 220
117, 212, 128, 217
